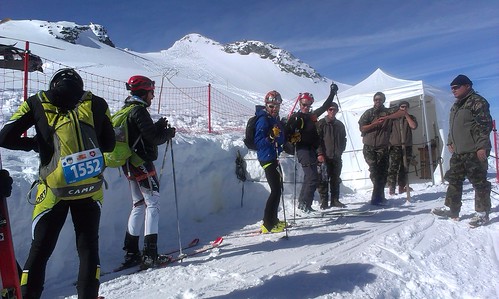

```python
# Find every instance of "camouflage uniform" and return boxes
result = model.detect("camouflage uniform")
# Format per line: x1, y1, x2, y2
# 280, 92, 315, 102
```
358, 105, 399, 204
444, 90, 492, 215
387, 114, 418, 193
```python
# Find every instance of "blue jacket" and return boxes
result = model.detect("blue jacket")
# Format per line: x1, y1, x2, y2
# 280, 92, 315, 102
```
254, 106, 285, 164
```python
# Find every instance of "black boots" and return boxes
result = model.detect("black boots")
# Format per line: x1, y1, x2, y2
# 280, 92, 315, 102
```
122, 232, 141, 267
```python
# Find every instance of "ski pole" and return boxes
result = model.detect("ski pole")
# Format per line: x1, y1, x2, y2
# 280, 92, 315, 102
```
287, 94, 301, 120
158, 139, 170, 183
293, 144, 297, 223
275, 144, 289, 239
169, 140, 185, 258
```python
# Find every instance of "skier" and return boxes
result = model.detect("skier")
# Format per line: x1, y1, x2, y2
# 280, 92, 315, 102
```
286, 83, 338, 212
0, 68, 116, 299
254, 91, 286, 233
120, 75, 176, 269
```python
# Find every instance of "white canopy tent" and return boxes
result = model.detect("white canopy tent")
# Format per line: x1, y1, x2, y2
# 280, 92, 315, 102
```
334, 68, 454, 192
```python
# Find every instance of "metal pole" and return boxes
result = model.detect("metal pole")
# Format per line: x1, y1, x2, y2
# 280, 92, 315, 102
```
420, 91, 435, 185
493, 120, 499, 183
23, 41, 29, 101
170, 141, 185, 258
208, 84, 212, 133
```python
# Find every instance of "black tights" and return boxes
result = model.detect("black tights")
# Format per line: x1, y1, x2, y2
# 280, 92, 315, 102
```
262, 160, 282, 230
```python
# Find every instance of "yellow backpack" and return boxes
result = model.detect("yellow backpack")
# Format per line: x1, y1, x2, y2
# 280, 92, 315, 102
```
37, 91, 104, 200
103, 104, 144, 168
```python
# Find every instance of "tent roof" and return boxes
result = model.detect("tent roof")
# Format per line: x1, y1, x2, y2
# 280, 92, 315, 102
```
338, 68, 426, 111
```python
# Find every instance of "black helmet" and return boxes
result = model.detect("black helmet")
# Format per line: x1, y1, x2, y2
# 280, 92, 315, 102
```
50, 68, 84, 91
49, 68, 85, 109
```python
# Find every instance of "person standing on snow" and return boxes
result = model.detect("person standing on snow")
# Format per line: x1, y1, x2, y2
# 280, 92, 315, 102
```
358, 92, 405, 206
254, 91, 286, 233
387, 101, 418, 195
0, 68, 116, 299
432, 75, 492, 227
316, 102, 347, 209
120, 75, 176, 270
286, 83, 338, 212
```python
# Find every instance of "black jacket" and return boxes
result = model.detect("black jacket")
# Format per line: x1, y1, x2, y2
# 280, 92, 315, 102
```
124, 96, 169, 162
286, 92, 334, 150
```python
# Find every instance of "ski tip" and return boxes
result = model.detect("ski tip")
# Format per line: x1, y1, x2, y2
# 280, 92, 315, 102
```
190, 238, 200, 246
212, 236, 224, 246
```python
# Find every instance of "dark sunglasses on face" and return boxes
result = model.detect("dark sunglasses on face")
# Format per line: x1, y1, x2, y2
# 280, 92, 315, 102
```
300, 103, 312, 108
267, 104, 280, 109
451, 85, 462, 91
328, 108, 337, 111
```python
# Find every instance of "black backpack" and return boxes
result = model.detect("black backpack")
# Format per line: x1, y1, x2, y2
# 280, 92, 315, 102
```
243, 115, 259, 150
244, 105, 265, 150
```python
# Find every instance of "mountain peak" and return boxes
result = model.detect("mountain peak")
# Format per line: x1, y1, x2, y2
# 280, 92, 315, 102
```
178, 33, 220, 46
223, 40, 325, 82
173, 34, 326, 82
38, 20, 115, 47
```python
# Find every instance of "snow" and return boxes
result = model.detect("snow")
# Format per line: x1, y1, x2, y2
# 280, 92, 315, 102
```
0, 20, 498, 299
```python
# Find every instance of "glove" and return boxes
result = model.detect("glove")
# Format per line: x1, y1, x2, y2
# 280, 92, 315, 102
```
287, 116, 304, 131
330, 83, 338, 95
0, 169, 13, 198
269, 126, 281, 140
289, 132, 301, 144
156, 117, 168, 129
166, 127, 176, 140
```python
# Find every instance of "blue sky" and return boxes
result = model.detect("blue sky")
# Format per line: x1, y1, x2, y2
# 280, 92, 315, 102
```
3, 0, 499, 116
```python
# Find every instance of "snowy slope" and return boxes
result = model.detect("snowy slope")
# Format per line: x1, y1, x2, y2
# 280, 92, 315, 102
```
0, 19, 498, 299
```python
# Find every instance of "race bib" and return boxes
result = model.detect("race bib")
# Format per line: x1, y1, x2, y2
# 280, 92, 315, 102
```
61, 148, 103, 184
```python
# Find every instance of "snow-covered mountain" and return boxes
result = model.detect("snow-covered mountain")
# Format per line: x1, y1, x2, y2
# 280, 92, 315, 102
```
0, 19, 498, 299
0, 20, 350, 106
38, 20, 115, 47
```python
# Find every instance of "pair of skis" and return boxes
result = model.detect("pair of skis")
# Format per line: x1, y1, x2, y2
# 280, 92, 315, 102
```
0, 195, 21, 299
135, 236, 223, 273
295, 208, 376, 219
107, 236, 223, 276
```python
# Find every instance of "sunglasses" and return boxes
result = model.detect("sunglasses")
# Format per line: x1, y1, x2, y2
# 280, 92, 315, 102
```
267, 104, 280, 109
300, 103, 312, 107
266, 97, 281, 103
328, 107, 338, 111
451, 85, 462, 91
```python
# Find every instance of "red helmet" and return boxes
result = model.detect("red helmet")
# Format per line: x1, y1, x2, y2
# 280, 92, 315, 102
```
126, 75, 155, 92
298, 92, 314, 105
264, 90, 282, 104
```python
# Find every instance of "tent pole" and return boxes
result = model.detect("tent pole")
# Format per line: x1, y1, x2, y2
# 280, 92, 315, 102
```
420, 90, 435, 185
335, 94, 362, 171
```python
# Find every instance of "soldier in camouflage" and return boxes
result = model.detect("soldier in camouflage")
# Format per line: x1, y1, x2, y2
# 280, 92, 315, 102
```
432, 75, 492, 227
358, 92, 405, 205
387, 101, 418, 195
